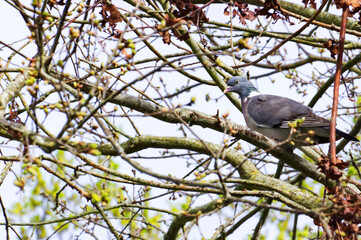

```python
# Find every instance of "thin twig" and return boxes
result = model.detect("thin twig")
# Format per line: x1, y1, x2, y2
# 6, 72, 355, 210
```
329, 6, 349, 163
235, 0, 328, 68
0, 197, 10, 240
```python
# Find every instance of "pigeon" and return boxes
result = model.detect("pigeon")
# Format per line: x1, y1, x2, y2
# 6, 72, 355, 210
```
223, 76, 358, 145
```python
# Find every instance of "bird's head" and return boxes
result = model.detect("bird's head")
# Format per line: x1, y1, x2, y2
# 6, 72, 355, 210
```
223, 76, 259, 100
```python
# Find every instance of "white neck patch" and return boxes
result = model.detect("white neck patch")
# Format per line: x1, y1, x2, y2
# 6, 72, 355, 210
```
247, 90, 261, 98
244, 90, 260, 102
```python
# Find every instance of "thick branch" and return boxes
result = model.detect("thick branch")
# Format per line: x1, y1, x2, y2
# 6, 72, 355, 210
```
0, 72, 27, 117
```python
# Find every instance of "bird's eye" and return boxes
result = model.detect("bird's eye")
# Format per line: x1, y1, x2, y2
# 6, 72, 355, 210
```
235, 80, 239, 84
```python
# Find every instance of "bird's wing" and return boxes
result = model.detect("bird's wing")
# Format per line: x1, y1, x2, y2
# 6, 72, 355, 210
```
246, 94, 330, 129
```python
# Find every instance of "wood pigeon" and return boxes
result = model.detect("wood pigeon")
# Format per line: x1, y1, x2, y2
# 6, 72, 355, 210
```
224, 76, 358, 145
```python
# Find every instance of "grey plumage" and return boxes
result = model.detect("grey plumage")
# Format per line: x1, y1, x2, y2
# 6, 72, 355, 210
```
224, 76, 358, 145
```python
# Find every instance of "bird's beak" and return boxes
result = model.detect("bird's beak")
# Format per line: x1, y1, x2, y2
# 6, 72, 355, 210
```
223, 86, 231, 94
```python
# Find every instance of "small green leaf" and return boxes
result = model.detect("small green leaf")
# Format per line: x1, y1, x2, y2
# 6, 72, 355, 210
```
26, 77, 36, 86
92, 193, 101, 203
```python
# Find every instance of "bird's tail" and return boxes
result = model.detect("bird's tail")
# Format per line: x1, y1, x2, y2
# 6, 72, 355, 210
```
336, 129, 358, 142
